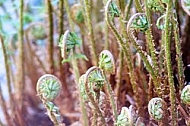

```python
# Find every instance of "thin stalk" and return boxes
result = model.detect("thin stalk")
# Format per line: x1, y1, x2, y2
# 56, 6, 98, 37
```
115, 0, 130, 100
159, 30, 168, 100
144, 0, 162, 96
115, 50, 123, 98
64, 0, 74, 31
0, 35, 14, 116
104, 21, 109, 50
105, 0, 141, 113
172, 14, 184, 91
16, 0, 24, 107
127, 31, 162, 97
79, 27, 88, 72
0, 84, 12, 126
177, 104, 190, 124
118, 0, 125, 13
46, 0, 54, 74
83, 0, 98, 65
164, 1, 177, 125
41, 99, 62, 126
94, 0, 103, 23
71, 52, 88, 126
92, 111, 98, 126
135, 0, 143, 12
124, 0, 133, 20
159, 30, 165, 73
148, 76, 153, 101
144, 0, 159, 76
58, 0, 64, 72
58, 0, 69, 95
84, 66, 106, 126
116, 0, 133, 101
126, 13, 162, 97
102, 72, 118, 121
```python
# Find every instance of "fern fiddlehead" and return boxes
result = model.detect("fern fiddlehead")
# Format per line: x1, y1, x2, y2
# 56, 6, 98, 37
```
36, 74, 62, 125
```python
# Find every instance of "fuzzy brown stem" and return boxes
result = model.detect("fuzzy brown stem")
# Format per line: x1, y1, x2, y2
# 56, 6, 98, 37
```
84, 0, 98, 65
46, 0, 54, 74
164, 1, 177, 125
115, 50, 123, 98
85, 66, 106, 125
16, 0, 25, 109
105, 0, 141, 113
58, 0, 69, 96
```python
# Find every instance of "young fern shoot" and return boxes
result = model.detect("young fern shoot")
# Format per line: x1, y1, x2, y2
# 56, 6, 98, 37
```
148, 97, 167, 125
181, 85, 190, 105
84, 66, 106, 126
58, 30, 88, 126
127, 13, 163, 97
98, 50, 118, 121
115, 107, 133, 126
105, 0, 142, 114
36, 74, 63, 126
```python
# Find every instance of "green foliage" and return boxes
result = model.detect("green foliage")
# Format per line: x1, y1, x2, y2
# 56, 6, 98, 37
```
184, 0, 190, 6
36, 74, 61, 101
79, 74, 88, 101
115, 107, 133, 126
0, 0, 5, 5
23, 12, 33, 24
31, 25, 46, 39
88, 69, 105, 89
131, 15, 149, 32
59, 31, 81, 55
181, 85, 190, 105
59, 31, 88, 63
76, 10, 84, 24
65, 32, 82, 52
1, 0, 188, 125
70, 4, 85, 27
108, 1, 120, 18
148, 98, 166, 121
156, 14, 166, 30
147, 0, 165, 12
98, 50, 115, 74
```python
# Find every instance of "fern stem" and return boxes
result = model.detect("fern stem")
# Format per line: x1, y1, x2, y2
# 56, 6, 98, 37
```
102, 72, 118, 121
84, 66, 106, 125
43, 100, 59, 125
16, 0, 24, 107
172, 14, 184, 91
124, 0, 133, 20
83, 0, 98, 65
144, 0, 160, 76
115, 49, 123, 98
105, 0, 140, 112
135, 0, 143, 12
46, 0, 54, 74
164, 1, 177, 125
104, 21, 109, 50
118, 0, 125, 13
64, 0, 74, 31
71, 53, 88, 126
127, 13, 162, 97
58, 0, 70, 95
